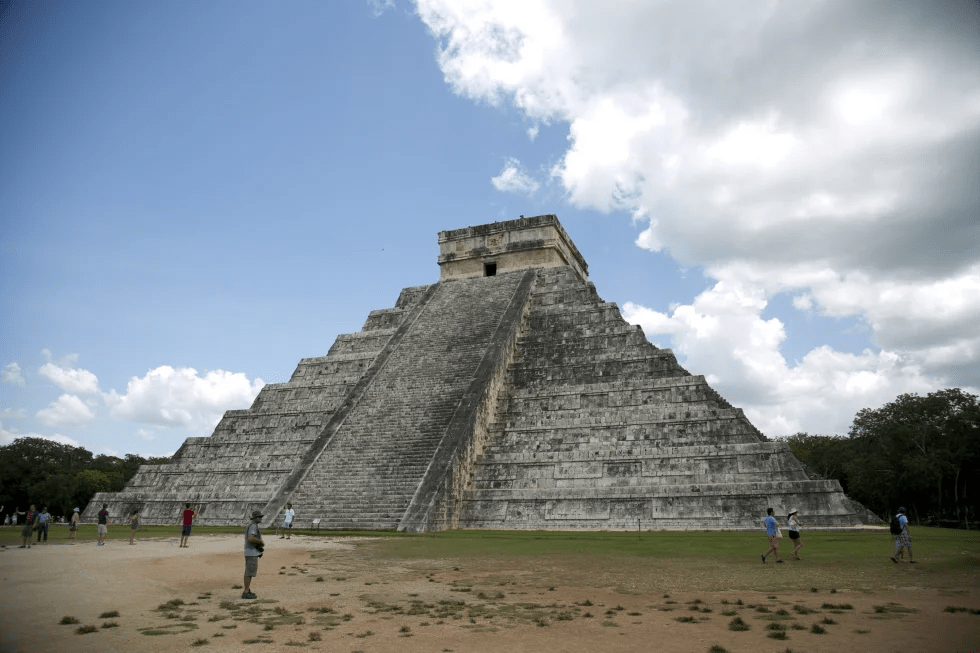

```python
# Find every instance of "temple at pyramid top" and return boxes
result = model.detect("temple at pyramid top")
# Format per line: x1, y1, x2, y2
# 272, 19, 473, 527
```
438, 214, 589, 281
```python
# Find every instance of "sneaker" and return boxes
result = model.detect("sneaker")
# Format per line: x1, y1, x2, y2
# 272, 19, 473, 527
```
891, 556, 898, 563
909, 560, 917, 564
761, 554, 766, 564
776, 560, 784, 564
241, 592, 257, 600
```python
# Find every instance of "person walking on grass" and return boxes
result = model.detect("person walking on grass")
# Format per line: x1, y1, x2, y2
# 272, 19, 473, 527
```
129, 510, 140, 545
761, 507, 784, 564
180, 503, 196, 548
97, 503, 110, 546
890, 507, 915, 564
242, 510, 265, 600
68, 508, 79, 544
280, 503, 294, 539
787, 509, 804, 560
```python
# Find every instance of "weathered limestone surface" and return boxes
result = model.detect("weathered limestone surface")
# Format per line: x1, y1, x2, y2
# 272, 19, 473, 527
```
458, 266, 858, 529
88, 214, 862, 530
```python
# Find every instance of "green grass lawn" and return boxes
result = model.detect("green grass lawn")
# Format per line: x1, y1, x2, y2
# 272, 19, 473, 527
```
3, 525, 975, 593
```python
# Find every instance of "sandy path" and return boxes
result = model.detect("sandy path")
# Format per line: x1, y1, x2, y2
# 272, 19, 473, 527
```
1, 534, 977, 652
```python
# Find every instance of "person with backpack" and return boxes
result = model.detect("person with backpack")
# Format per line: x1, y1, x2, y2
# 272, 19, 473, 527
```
890, 507, 915, 564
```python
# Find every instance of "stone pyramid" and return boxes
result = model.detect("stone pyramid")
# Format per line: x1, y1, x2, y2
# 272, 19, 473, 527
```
85, 215, 862, 531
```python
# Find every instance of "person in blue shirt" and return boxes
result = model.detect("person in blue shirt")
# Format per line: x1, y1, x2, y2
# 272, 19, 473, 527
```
761, 507, 784, 563
891, 507, 915, 563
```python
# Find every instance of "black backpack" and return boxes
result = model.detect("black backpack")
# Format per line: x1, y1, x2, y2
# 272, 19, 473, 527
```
889, 514, 902, 535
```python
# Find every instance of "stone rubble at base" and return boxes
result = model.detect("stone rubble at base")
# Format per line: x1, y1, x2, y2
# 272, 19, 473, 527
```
84, 215, 863, 532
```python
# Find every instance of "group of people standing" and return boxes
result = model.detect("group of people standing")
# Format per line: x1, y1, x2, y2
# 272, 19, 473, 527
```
762, 506, 915, 564
9, 505, 61, 548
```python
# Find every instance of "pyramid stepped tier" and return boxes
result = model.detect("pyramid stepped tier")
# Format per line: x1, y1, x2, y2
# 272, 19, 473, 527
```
88, 214, 863, 531
458, 267, 860, 530
81, 285, 431, 525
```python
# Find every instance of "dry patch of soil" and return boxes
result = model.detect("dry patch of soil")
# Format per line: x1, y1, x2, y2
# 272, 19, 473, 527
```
1, 534, 977, 652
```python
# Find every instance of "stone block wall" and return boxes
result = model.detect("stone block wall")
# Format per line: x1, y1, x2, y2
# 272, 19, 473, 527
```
459, 267, 862, 529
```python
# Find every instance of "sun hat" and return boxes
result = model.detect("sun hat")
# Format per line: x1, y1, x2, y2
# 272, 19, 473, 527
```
73, 508, 79, 512
250, 510, 264, 519
788, 509, 798, 516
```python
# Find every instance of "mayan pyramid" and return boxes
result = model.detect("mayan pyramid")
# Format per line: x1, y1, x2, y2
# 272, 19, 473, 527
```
85, 215, 862, 531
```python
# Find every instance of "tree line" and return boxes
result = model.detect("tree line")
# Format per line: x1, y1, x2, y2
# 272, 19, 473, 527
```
0, 438, 169, 520
789, 389, 979, 528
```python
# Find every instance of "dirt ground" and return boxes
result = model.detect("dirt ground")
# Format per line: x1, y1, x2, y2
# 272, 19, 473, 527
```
1, 534, 978, 653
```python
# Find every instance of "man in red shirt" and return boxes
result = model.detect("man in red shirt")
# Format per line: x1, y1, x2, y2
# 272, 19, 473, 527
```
179, 503, 196, 548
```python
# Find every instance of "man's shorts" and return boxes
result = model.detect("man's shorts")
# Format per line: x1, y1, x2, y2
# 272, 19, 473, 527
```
97, 524, 107, 535
767, 535, 779, 547
182, 525, 192, 537
282, 521, 292, 530
245, 556, 259, 577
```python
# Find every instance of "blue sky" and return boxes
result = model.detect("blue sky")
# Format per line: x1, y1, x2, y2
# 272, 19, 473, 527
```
2, 0, 977, 457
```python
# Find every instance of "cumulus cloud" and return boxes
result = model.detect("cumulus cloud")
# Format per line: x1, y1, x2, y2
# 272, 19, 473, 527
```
105, 366, 264, 433
491, 157, 540, 194
2, 362, 25, 386
418, 0, 980, 432
0, 421, 80, 448
38, 360, 101, 395
36, 394, 97, 428
0, 408, 27, 419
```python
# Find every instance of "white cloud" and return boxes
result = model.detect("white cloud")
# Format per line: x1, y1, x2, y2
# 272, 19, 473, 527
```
491, 157, 540, 194
0, 421, 80, 448
418, 0, 980, 430
38, 361, 101, 394
368, 0, 396, 17
2, 362, 25, 386
105, 366, 264, 433
622, 283, 947, 437
1, 408, 28, 419
527, 124, 539, 141
36, 394, 96, 428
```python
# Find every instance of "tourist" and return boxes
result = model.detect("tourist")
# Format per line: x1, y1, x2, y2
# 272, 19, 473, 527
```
180, 503, 196, 547
787, 509, 803, 560
19, 509, 36, 548
68, 508, 79, 544
761, 507, 783, 563
13, 507, 21, 526
97, 503, 110, 546
280, 503, 295, 539
242, 510, 265, 600
129, 509, 140, 544
890, 507, 915, 564
36, 507, 51, 543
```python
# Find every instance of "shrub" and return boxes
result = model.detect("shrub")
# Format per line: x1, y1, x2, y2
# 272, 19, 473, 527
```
728, 617, 749, 632
60, 616, 79, 625
98, 610, 120, 619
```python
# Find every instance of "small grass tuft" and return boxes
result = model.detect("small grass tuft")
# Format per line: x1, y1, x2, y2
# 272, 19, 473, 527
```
944, 606, 980, 615
709, 647, 729, 653
822, 603, 853, 610
99, 610, 120, 619
60, 616, 80, 625
812, 623, 827, 634
101, 621, 119, 628
76, 625, 97, 634
767, 630, 788, 640
191, 638, 209, 647
821, 617, 838, 625
308, 631, 322, 642
728, 617, 750, 632
675, 615, 698, 623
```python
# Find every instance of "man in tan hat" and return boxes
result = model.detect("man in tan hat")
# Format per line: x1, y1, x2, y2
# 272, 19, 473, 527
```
242, 510, 265, 599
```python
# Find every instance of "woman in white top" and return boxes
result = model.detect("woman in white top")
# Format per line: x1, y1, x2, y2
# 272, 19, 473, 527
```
787, 509, 804, 560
